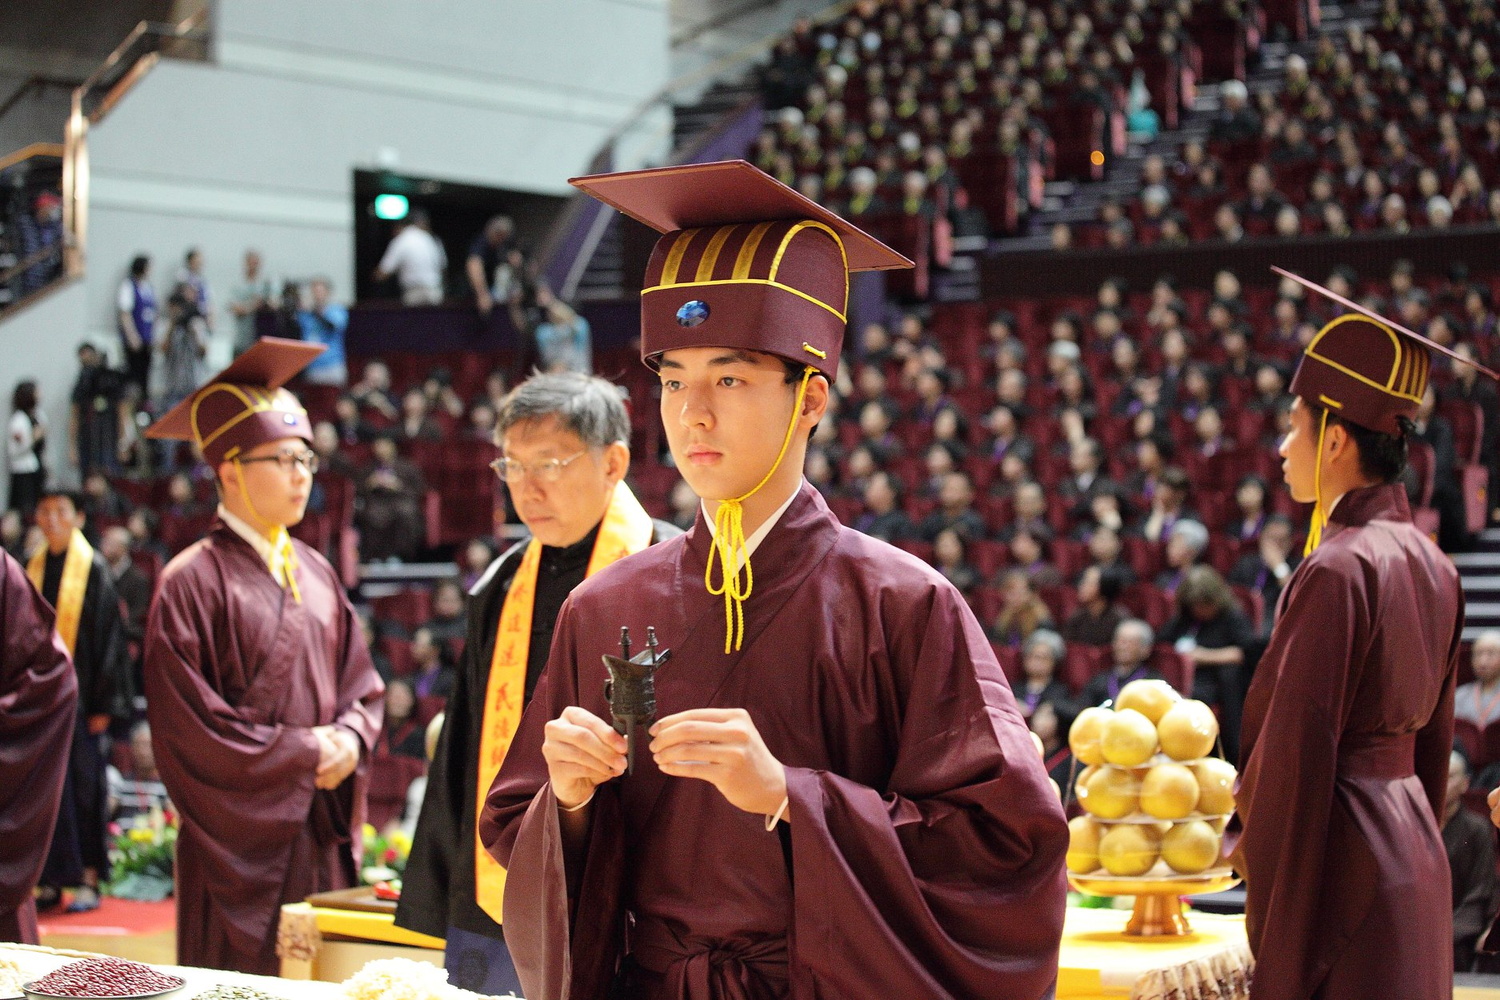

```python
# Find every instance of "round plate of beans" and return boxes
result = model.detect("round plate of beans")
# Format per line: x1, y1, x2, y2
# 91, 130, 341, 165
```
23, 959, 185, 1000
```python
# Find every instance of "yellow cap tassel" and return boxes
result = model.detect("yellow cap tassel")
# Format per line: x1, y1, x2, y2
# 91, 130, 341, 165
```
234, 457, 303, 603
705, 365, 816, 653
1303, 409, 1329, 558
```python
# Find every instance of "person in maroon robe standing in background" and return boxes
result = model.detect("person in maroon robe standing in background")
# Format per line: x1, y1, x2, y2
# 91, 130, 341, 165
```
142, 338, 383, 975
0, 549, 77, 943
1232, 270, 1495, 1000
482, 162, 1067, 1000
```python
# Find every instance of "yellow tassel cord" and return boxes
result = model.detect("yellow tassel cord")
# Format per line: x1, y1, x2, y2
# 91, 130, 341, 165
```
705, 365, 816, 653
1303, 409, 1329, 558
233, 458, 302, 603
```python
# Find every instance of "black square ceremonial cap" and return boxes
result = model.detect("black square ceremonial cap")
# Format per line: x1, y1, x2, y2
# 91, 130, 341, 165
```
570, 159, 912, 379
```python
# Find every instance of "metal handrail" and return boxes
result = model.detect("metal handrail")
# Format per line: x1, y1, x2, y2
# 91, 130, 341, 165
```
0, 244, 62, 287
542, 1, 853, 297
63, 7, 211, 280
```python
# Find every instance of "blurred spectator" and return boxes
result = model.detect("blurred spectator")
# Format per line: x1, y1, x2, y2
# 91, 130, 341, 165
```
349, 361, 400, 422
2, 509, 25, 559
1229, 515, 1298, 628
465, 215, 517, 315
1455, 631, 1500, 729
398, 388, 443, 442
989, 568, 1054, 647
375, 210, 447, 305
454, 540, 493, 594
158, 282, 209, 412
1157, 518, 1209, 595
1063, 565, 1130, 646
919, 471, 984, 542
1163, 565, 1255, 759
298, 277, 349, 386
126, 509, 167, 564
380, 678, 428, 758
357, 435, 426, 562
69, 344, 127, 479
409, 627, 454, 699
1209, 80, 1260, 144
117, 255, 157, 403
175, 249, 214, 334
854, 471, 914, 542
1009, 527, 1062, 588
423, 578, 467, 647
80, 473, 131, 525
932, 528, 979, 595
1444, 750, 1493, 973
1410, 385, 1469, 552
19, 191, 63, 294
531, 291, 593, 374
1239, 164, 1288, 233
228, 250, 272, 357
1016, 629, 1072, 719
7, 380, 46, 517
1226, 475, 1270, 542
1445, 343, 1500, 520
106, 722, 168, 822
100, 525, 150, 661
1030, 699, 1075, 791
1139, 466, 1195, 541
1081, 619, 1166, 706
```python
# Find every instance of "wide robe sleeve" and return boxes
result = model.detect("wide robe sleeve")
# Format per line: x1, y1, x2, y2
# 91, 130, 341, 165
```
1231, 554, 1370, 993
0, 554, 78, 929
143, 567, 324, 853
782, 583, 1068, 999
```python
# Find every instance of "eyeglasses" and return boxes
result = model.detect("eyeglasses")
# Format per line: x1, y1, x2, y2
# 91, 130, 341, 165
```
239, 450, 320, 474
489, 450, 587, 484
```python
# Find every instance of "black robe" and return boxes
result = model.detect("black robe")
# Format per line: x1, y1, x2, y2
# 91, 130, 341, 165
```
144, 522, 384, 974
482, 484, 1067, 1000
0, 551, 77, 943
38, 549, 131, 885
396, 518, 680, 943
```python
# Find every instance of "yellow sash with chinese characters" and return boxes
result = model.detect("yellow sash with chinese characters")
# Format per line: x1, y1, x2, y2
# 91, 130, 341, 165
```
27, 529, 93, 656
474, 482, 653, 922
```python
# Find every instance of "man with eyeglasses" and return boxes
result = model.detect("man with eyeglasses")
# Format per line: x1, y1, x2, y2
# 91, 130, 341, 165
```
397, 371, 679, 996
141, 338, 384, 975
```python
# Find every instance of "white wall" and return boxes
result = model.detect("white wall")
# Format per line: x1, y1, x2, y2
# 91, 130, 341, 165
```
1, 0, 668, 492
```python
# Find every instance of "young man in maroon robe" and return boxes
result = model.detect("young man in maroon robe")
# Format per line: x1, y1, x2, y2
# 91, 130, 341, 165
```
481, 161, 1068, 1000
1231, 271, 1493, 1000
0, 549, 77, 943
397, 373, 679, 996
142, 338, 384, 975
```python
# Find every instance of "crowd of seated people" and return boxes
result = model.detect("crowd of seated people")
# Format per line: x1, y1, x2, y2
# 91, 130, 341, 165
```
754, 0, 1265, 239
791, 257, 1497, 761
1067, 7, 1500, 248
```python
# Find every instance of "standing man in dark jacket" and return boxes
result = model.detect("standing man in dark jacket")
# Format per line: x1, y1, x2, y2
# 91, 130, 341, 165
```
396, 372, 678, 995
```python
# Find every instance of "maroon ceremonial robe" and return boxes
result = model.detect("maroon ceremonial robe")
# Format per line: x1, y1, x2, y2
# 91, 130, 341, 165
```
0, 550, 77, 944
1231, 484, 1462, 999
482, 484, 1067, 1000
144, 521, 384, 974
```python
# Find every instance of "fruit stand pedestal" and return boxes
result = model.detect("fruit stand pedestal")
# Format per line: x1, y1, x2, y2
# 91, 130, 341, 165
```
1057, 906, 1252, 999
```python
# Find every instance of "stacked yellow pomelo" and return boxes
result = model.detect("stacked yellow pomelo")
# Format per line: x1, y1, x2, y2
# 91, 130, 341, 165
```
1064, 682, 1236, 877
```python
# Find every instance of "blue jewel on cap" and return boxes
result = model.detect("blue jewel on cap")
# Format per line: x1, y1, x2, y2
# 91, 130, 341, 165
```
283, 413, 299, 425
676, 300, 710, 327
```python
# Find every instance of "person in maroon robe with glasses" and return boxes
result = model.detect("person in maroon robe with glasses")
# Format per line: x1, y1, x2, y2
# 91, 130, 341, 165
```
1231, 269, 1496, 999
142, 338, 384, 974
481, 161, 1067, 1000
0, 548, 77, 943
